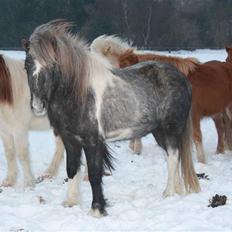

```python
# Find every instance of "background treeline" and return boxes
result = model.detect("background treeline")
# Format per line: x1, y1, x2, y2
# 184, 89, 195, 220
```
0, 0, 232, 50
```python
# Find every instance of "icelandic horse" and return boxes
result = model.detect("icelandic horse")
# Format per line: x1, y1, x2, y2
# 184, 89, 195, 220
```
24, 20, 200, 217
0, 54, 64, 187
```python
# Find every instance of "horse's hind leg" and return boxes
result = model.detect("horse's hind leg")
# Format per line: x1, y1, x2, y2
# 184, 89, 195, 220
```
192, 114, 206, 163
152, 130, 180, 196
213, 113, 225, 154
14, 131, 34, 187
43, 134, 64, 178
129, 138, 143, 154
62, 138, 82, 207
163, 147, 180, 197
1, 134, 17, 187
83, 139, 109, 217
174, 161, 184, 195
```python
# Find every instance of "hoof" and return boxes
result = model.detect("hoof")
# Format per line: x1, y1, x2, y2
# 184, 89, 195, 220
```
1, 176, 16, 187
62, 199, 79, 208
174, 184, 184, 195
24, 178, 35, 188
88, 208, 107, 218
36, 174, 53, 184
216, 148, 225, 154
163, 188, 175, 198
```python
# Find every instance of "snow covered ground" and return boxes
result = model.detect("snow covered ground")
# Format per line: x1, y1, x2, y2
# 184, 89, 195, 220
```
0, 49, 231, 231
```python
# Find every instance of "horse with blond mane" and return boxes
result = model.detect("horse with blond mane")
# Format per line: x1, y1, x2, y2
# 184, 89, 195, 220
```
0, 54, 64, 187
24, 20, 200, 217
91, 35, 232, 163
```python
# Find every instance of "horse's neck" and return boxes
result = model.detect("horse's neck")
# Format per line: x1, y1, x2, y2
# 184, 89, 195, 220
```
137, 53, 157, 62
4, 58, 30, 103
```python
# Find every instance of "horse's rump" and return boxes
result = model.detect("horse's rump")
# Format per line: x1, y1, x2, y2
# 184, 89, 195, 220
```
189, 60, 232, 116
0, 55, 13, 104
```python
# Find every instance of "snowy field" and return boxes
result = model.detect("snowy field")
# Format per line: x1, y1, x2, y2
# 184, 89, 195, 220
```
0, 49, 231, 231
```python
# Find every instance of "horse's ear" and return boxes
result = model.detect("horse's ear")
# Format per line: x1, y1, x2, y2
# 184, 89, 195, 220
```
22, 38, 30, 52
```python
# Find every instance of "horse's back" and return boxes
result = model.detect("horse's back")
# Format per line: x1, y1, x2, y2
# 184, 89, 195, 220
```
114, 61, 191, 98
102, 61, 192, 140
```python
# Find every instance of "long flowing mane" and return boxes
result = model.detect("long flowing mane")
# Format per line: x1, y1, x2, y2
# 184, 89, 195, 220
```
0, 55, 13, 104
29, 19, 91, 102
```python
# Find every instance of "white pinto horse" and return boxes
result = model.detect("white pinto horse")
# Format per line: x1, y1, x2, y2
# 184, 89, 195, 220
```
0, 54, 65, 187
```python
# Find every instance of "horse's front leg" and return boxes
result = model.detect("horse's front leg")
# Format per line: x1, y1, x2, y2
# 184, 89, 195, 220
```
129, 138, 143, 154
15, 131, 34, 187
43, 133, 65, 179
83, 139, 107, 218
1, 134, 17, 187
62, 138, 82, 208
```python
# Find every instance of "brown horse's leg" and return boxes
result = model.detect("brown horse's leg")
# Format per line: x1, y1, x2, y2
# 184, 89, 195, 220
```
212, 113, 225, 154
192, 114, 206, 163
224, 107, 232, 151
129, 138, 143, 154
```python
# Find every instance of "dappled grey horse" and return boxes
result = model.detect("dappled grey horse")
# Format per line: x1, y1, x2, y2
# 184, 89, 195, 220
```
24, 20, 200, 217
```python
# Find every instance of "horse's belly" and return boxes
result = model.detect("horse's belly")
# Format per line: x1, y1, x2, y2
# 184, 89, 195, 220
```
105, 128, 133, 141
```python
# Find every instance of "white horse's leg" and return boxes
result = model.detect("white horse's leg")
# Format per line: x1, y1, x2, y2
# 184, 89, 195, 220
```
129, 138, 143, 154
163, 148, 179, 197
83, 164, 89, 181
43, 135, 64, 178
63, 170, 81, 207
14, 131, 34, 187
174, 161, 184, 195
1, 134, 17, 187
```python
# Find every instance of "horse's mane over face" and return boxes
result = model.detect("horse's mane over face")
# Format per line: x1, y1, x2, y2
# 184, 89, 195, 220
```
29, 19, 90, 103
91, 35, 134, 58
0, 55, 13, 104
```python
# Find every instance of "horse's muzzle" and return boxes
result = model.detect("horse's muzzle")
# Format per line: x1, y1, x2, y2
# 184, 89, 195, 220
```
31, 97, 47, 116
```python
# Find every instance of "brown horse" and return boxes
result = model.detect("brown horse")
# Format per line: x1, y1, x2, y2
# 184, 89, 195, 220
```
91, 35, 232, 163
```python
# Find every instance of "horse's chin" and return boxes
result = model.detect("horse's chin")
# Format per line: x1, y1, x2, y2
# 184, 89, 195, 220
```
32, 108, 47, 117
